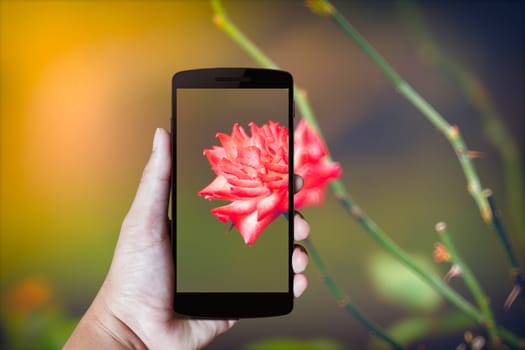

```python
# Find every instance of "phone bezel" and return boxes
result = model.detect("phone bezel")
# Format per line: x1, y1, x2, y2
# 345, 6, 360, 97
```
171, 68, 294, 318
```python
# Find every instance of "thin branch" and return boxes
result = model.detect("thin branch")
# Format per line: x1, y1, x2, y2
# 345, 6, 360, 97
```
397, 0, 525, 239
435, 222, 500, 347
303, 237, 404, 350
311, 0, 491, 224
484, 189, 525, 309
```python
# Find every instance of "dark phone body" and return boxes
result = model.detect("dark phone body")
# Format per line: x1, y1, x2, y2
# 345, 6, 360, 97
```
171, 68, 294, 318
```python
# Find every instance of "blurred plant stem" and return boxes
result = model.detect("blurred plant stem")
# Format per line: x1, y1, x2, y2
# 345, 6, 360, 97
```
485, 190, 525, 309
379, 311, 475, 348
210, 0, 522, 347
303, 237, 403, 350
397, 0, 524, 305
385, 311, 523, 349
397, 0, 525, 243
435, 222, 500, 347
308, 0, 492, 226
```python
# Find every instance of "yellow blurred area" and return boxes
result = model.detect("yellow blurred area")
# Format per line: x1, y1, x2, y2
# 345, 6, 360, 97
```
2, 0, 210, 195
1, 0, 222, 295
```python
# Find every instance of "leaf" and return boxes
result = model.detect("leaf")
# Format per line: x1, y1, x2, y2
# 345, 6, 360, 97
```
244, 337, 347, 350
368, 252, 443, 312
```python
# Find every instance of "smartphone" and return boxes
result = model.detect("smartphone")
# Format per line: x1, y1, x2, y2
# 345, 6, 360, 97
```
171, 68, 294, 318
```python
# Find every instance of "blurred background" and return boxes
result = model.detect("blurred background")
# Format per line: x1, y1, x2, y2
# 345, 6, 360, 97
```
1, 0, 523, 349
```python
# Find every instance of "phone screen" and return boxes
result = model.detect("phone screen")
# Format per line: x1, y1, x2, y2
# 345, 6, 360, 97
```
175, 87, 291, 294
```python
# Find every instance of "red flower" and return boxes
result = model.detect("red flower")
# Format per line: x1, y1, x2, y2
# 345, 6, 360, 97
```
199, 121, 289, 245
294, 119, 342, 209
199, 119, 342, 245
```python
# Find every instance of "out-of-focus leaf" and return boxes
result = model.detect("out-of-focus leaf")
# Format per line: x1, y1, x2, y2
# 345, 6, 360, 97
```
244, 337, 347, 350
368, 252, 443, 311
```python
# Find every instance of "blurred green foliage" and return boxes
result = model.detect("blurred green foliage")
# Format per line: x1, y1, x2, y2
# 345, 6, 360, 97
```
244, 338, 345, 350
368, 253, 442, 312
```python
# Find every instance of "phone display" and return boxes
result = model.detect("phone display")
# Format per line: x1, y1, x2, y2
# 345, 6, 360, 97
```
172, 68, 294, 317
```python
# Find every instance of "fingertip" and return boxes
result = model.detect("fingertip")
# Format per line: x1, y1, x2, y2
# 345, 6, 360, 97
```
152, 128, 162, 152
144, 127, 171, 179
293, 274, 308, 298
141, 127, 171, 185
294, 174, 304, 194
292, 246, 308, 273
151, 128, 171, 159
294, 214, 310, 241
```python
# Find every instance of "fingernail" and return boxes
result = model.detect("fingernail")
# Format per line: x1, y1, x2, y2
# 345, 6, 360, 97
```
294, 174, 304, 193
294, 211, 305, 220
152, 128, 161, 152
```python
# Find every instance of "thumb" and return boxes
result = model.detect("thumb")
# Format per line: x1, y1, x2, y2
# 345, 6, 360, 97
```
123, 128, 171, 240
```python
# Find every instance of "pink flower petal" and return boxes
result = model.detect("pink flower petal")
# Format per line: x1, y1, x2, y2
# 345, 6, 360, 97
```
265, 162, 288, 174
198, 176, 231, 200
257, 192, 285, 221
212, 198, 258, 217
234, 210, 278, 245
225, 177, 261, 188
230, 186, 269, 198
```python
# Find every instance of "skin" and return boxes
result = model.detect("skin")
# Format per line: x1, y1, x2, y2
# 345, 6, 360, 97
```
64, 128, 310, 349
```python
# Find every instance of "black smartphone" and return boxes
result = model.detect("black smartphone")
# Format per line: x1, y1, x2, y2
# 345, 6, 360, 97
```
171, 68, 294, 318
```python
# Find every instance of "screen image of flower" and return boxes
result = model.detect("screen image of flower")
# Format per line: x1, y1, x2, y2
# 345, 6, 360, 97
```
199, 119, 342, 245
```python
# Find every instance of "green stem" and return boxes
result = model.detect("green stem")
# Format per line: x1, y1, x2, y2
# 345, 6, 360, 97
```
320, 0, 491, 224
397, 0, 525, 241
210, 1, 522, 346
211, 0, 278, 70
435, 222, 501, 346
485, 189, 525, 300
382, 311, 475, 348
303, 238, 403, 350
335, 197, 481, 323
498, 327, 524, 349
211, 0, 325, 142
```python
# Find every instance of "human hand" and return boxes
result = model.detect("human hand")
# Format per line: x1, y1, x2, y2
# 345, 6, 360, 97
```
64, 128, 310, 350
